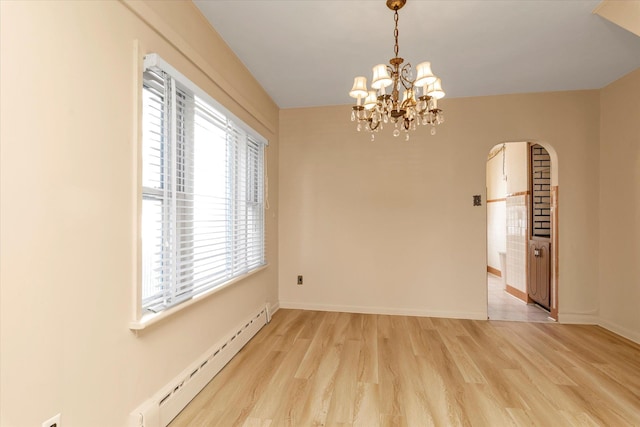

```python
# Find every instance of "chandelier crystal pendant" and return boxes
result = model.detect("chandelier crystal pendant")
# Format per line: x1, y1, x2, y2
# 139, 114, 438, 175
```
349, 0, 445, 141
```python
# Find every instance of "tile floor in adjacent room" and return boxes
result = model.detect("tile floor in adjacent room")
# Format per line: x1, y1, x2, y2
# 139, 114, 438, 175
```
487, 273, 554, 322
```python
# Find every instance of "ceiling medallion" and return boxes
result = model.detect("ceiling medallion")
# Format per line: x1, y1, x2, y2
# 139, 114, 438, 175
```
349, 0, 445, 141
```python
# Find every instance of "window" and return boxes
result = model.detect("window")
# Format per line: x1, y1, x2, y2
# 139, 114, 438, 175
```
140, 54, 267, 313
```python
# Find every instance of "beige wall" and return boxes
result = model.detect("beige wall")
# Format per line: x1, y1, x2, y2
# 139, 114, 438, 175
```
505, 142, 529, 194
279, 90, 600, 321
598, 68, 640, 342
505, 142, 530, 294
487, 146, 507, 200
0, 1, 278, 426
486, 147, 507, 271
486, 141, 529, 281
594, 0, 640, 37
486, 202, 506, 273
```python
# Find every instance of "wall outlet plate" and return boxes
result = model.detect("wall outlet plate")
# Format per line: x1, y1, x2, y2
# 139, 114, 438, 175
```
42, 413, 61, 427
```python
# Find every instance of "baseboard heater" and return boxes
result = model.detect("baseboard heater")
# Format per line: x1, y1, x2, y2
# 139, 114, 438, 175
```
129, 305, 270, 427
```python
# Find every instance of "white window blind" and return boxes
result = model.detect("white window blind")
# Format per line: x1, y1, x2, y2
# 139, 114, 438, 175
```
141, 54, 266, 313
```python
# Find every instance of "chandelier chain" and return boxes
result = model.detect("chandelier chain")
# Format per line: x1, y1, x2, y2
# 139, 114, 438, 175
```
393, 9, 399, 58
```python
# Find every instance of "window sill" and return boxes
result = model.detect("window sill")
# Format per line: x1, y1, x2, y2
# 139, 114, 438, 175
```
129, 264, 268, 331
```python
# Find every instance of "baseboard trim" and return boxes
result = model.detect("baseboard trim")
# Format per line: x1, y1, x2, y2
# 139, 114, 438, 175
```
278, 301, 487, 320
598, 318, 640, 345
487, 266, 502, 277
505, 284, 528, 303
558, 313, 598, 324
277, 301, 638, 345
268, 301, 280, 320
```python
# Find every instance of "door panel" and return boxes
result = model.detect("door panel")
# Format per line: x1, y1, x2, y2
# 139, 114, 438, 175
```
529, 239, 550, 309
528, 241, 539, 297
537, 243, 550, 307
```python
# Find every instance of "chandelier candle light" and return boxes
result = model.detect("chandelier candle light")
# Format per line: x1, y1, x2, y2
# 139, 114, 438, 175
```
349, 0, 445, 141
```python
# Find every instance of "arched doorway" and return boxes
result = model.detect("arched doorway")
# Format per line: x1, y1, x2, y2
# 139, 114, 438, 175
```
486, 141, 559, 322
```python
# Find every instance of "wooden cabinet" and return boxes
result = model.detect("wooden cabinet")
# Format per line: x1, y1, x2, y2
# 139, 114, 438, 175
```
528, 239, 550, 309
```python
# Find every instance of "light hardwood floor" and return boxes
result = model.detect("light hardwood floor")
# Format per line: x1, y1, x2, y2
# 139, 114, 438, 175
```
170, 309, 640, 426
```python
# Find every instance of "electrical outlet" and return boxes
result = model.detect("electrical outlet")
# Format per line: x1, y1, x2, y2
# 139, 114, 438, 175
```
42, 413, 61, 427
297, 275, 303, 285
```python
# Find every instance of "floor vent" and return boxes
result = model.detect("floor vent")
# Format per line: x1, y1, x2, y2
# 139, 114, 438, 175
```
129, 305, 269, 427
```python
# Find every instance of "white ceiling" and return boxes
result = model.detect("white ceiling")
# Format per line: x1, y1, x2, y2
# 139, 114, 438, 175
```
194, 0, 640, 109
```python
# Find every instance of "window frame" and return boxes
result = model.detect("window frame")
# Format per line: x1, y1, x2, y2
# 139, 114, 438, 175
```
131, 54, 268, 330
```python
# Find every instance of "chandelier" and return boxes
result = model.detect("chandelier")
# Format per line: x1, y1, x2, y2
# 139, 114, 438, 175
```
349, 0, 445, 141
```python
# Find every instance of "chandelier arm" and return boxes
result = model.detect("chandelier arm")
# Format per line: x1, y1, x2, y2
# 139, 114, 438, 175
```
399, 63, 414, 90
385, 64, 395, 106
385, 64, 394, 78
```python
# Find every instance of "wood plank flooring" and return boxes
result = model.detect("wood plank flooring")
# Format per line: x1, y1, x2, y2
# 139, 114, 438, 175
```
169, 309, 640, 426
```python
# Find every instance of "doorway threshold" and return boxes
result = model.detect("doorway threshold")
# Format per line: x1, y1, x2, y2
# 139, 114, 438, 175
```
487, 273, 555, 323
